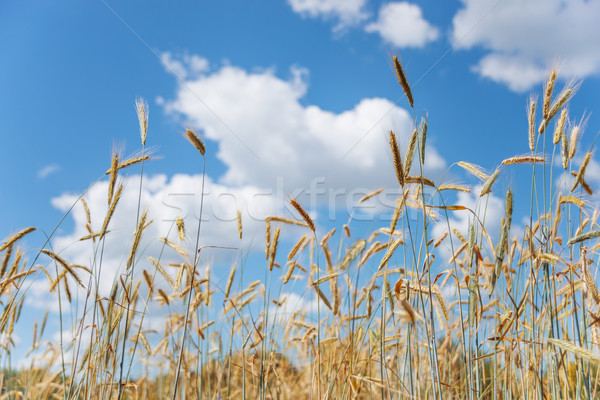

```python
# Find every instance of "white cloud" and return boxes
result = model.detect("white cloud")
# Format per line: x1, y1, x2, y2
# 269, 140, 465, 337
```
161, 54, 446, 196
471, 54, 549, 92
160, 52, 210, 80
43, 173, 282, 305
287, 0, 368, 29
452, 0, 600, 91
365, 2, 439, 48
38, 164, 60, 179
41, 54, 448, 314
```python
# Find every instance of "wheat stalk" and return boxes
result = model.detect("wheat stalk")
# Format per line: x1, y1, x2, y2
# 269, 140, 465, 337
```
571, 152, 592, 192
135, 97, 148, 146
290, 199, 315, 232
0, 227, 36, 253
340, 239, 366, 270
359, 188, 384, 203
185, 128, 206, 156
458, 161, 489, 181
269, 227, 281, 271
392, 56, 414, 108
125, 209, 149, 270
176, 216, 185, 241
378, 237, 403, 271
236, 210, 242, 240
502, 156, 545, 165
479, 168, 501, 197
528, 96, 537, 149
553, 108, 568, 145
404, 128, 418, 177
389, 131, 405, 186
437, 184, 471, 193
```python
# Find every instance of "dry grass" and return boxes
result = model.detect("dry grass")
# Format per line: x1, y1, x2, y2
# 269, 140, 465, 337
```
1, 57, 599, 400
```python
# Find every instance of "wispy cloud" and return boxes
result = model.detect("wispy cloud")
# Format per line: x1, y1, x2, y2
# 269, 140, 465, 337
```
37, 164, 60, 179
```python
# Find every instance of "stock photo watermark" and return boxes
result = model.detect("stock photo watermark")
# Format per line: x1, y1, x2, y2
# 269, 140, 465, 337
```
160, 177, 433, 223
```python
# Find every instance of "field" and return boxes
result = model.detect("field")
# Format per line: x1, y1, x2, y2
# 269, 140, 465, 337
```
1, 56, 599, 399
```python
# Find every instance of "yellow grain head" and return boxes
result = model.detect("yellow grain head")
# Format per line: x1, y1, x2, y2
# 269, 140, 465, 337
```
107, 151, 119, 206
468, 276, 478, 327
185, 128, 206, 156
571, 152, 592, 193
479, 168, 501, 197
125, 209, 149, 270
392, 55, 414, 108
135, 97, 148, 146
340, 239, 366, 270
404, 128, 418, 177
548, 80, 579, 122
562, 132, 569, 170
288, 235, 307, 261
344, 224, 351, 237
205, 265, 211, 305
359, 188, 384, 203
265, 219, 271, 260
528, 96, 536, 149
389, 131, 404, 186
269, 227, 281, 271
290, 199, 315, 232
569, 115, 587, 160
505, 189, 513, 232
543, 69, 557, 119
553, 108, 568, 145
176, 216, 185, 241
0, 227, 36, 253
142, 269, 154, 296
236, 209, 243, 240
420, 117, 428, 162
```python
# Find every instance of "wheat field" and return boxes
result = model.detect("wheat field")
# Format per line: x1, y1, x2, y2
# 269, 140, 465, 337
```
1, 56, 599, 399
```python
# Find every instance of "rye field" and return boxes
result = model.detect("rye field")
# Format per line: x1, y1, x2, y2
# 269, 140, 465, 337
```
1, 56, 599, 399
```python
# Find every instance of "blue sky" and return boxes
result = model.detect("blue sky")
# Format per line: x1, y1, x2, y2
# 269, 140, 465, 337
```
2, 0, 600, 365
3, 0, 600, 231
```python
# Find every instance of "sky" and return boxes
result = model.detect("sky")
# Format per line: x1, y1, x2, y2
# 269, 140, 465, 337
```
2, 0, 600, 366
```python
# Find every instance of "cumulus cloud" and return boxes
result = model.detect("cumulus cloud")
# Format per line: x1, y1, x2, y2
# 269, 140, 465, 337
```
47, 174, 279, 298
287, 0, 368, 29
161, 55, 446, 196
365, 2, 439, 48
41, 54, 448, 314
38, 164, 60, 179
471, 54, 551, 92
452, 0, 600, 91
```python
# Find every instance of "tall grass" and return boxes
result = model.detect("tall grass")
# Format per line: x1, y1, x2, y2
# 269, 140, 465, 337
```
1, 56, 599, 399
